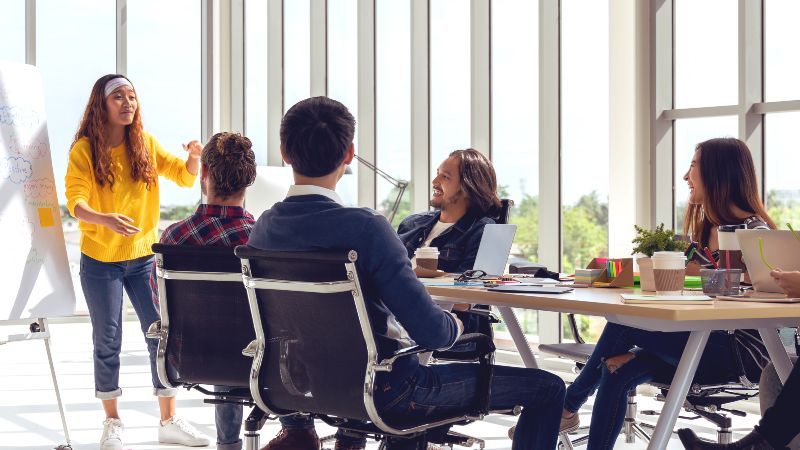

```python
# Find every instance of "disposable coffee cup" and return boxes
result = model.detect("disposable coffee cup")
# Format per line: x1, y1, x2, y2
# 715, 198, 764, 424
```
652, 252, 686, 295
414, 247, 440, 270
719, 225, 745, 271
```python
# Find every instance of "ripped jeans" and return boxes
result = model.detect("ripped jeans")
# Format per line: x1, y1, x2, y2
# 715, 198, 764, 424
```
563, 322, 746, 450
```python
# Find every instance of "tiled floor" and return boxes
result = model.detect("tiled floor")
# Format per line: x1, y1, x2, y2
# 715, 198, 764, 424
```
0, 317, 759, 450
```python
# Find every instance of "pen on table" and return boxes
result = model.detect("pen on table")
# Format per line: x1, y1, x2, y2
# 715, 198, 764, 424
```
687, 247, 696, 262
703, 247, 718, 269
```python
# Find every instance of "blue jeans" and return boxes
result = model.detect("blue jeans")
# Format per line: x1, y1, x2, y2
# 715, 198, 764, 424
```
80, 253, 176, 398
377, 363, 565, 450
564, 323, 744, 450
215, 386, 244, 450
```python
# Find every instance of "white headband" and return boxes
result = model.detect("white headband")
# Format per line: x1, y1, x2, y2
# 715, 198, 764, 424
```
104, 78, 134, 97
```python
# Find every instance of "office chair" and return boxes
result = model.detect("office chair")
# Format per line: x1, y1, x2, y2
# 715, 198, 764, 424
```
539, 316, 759, 448
432, 199, 514, 363
146, 244, 267, 450
235, 246, 518, 449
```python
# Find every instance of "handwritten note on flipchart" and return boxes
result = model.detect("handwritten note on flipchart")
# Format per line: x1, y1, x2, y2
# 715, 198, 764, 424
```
0, 61, 75, 320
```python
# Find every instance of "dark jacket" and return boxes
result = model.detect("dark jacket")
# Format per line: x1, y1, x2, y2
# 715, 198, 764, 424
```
397, 209, 496, 273
247, 194, 460, 381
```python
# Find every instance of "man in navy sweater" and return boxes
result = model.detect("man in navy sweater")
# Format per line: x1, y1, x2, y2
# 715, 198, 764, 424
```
248, 96, 565, 450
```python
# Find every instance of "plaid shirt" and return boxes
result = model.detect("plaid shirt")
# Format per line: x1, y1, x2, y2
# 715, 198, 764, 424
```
150, 204, 255, 298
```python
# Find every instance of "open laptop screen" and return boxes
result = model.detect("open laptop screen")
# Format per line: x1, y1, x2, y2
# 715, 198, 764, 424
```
472, 224, 517, 276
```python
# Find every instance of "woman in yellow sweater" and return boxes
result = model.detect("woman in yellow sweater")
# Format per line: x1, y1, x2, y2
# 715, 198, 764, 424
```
65, 74, 209, 449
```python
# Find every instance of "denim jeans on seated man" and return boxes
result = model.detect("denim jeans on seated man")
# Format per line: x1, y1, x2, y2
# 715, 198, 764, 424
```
376, 363, 565, 450
564, 322, 765, 450
759, 358, 800, 450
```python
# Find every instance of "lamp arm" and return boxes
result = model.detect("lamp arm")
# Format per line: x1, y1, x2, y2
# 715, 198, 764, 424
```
353, 154, 409, 223
353, 154, 404, 188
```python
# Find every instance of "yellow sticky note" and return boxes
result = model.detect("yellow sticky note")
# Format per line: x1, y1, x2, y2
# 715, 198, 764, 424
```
38, 207, 55, 228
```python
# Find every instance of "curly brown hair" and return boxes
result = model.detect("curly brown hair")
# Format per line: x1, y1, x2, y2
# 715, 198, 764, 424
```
201, 132, 257, 200
71, 74, 157, 190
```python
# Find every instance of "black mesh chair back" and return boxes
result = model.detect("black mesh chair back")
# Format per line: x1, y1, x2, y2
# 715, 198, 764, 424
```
151, 243, 254, 388
491, 198, 514, 225
236, 246, 375, 422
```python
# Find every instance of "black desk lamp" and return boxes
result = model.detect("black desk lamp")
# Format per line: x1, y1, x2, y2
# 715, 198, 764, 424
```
349, 154, 409, 223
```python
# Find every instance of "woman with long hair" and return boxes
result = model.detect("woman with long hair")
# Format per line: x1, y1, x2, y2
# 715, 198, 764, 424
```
65, 74, 209, 449
554, 138, 774, 450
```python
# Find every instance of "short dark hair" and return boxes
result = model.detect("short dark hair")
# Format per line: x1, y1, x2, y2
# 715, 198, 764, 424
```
449, 148, 502, 215
280, 96, 356, 177
201, 132, 257, 200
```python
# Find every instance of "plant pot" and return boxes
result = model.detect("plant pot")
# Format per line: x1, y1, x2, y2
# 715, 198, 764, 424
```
637, 257, 656, 292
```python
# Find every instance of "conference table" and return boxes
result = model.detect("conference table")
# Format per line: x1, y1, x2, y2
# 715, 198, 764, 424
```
426, 284, 800, 450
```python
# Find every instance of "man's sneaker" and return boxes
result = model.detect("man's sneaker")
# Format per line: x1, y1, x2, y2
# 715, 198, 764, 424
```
158, 416, 210, 447
560, 412, 580, 433
100, 418, 124, 450
262, 428, 321, 450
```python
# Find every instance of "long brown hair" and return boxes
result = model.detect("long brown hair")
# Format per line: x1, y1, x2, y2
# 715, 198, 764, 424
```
71, 74, 156, 190
449, 148, 502, 216
683, 137, 776, 244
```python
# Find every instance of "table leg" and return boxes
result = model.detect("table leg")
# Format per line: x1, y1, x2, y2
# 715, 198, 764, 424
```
759, 327, 793, 384
496, 306, 538, 369
647, 330, 711, 450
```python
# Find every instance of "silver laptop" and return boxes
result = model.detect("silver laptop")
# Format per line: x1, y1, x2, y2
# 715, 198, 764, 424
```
471, 224, 517, 276
737, 229, 800, 294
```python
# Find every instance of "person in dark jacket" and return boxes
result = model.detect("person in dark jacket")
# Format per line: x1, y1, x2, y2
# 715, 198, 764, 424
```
397, 148, 502, 274
250, 96, 565, 450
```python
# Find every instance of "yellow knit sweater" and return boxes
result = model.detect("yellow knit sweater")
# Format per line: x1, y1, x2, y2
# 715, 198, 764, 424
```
65, 133, 197, 262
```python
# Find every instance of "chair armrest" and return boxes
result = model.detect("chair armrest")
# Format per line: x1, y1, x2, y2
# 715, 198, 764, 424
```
454, 308, 500, 324
377, 333, 496, 371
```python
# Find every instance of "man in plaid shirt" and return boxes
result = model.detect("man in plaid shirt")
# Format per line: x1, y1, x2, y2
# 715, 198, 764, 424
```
151, 132, 259, 450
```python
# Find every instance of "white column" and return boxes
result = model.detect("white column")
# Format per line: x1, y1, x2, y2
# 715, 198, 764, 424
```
25, 0, 36, 65
410, 0, 431, 213
201, 0, 219, 141
310, 0, 327, 97
739, 0, 764, 194
116, 0, 127, 75
267, 0, 284, 166
537, 0, 561, 344
470, 0, 491, 158
608, 0, 637, 258
650, 0, 674, 228
357, 0, 377, 208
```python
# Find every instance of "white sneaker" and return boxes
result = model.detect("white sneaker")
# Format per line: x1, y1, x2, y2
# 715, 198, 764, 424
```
100, 418, 124, 450
158, 415, 210, 447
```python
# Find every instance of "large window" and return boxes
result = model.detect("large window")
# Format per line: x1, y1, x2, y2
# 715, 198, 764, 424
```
492, 0, 540, 340
283, 0, 310, 113
38, 0, 115, 207
375, 0, 411, 226
561, 0, 609, 276
765, 112, 800, 227
0, 0, 25, 63
244, 0, 269, 165
765, 1, 800, 102
128, 0, 201, 214
327, 0, 358, 206
561, 0, 610, 343
429, 0, 471, 176
674, 0, 738, 108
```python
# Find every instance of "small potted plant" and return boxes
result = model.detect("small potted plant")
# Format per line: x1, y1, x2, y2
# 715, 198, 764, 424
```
631, 224, 688, 291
